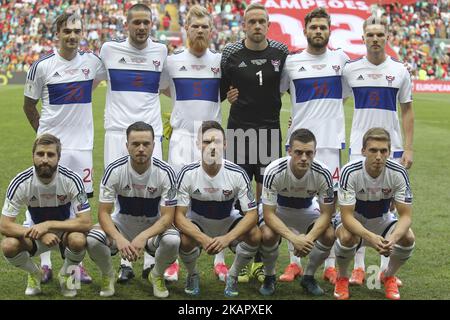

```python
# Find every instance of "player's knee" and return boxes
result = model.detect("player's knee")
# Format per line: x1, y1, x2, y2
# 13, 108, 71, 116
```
66, 232, 87, 252
246, 225, 262, 246
337, 228, 358, 247
261, 225, 278, 246
179, 233, 197, 252
1, 237, 21, 257
398, 229, 415, 247
160, 232, 181, 252
319, 225, 336, 247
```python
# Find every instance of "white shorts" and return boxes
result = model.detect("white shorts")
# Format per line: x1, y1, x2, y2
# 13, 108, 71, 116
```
349, 151, 403, 163
110, 214, 179, 256
60, 149, 93, 195
187, 209, 242, 238
271, 200, 321, 235
333, 212, 398, 249
315, 148, 341, 190
168, 128, 201, 174
104, 130, 162, 168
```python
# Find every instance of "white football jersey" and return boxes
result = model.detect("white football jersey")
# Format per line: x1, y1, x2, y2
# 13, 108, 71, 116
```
281, 49, 350, 149
2, 165, 90, 224
338, 159, 412, 219
100, 38, 167, 136
24, 50, 106, 150
262, 157, 334, 208
177, 159, 257, 219
160, 49, 222, 134
342, 56, 413, 155
100, 156, 177, 218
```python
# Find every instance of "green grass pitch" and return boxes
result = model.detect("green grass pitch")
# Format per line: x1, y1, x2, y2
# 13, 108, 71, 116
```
0, 84, 449, 300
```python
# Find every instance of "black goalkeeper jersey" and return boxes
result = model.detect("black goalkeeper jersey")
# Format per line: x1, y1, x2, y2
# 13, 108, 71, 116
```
221, 39, 289, 130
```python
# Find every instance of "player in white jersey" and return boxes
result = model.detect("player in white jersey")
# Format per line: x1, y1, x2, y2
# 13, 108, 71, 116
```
259, 129, 335, 296
0, 134, 92, 297
279, 8, 350, 284
99, 4, 167, 166
160, 5, 227, 282
23, 12, 103, 285
333, 128, 415, 300
175, 121, 261, 297
98, 3, 168, 285
342, 16, 414, 286
86, 122, 180, 298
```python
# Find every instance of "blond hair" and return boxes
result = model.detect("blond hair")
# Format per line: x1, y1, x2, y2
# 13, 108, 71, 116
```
186, 5, 212, 27
363, 15, 389, 33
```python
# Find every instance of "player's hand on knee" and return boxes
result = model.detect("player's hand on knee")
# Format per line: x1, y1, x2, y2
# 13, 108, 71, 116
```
41, 233, 60, 247
25, 221, 50, 239
206, 236, 230, 255
131, 235, 147, 256
371, 234, 391, 256
226, 86, 239, 104
293, 234, 314, 257
117, 237, 138, 262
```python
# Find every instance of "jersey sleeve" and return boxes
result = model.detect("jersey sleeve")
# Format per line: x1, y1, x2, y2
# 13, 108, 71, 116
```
236, 173, 257, 212
393, 170, 413, 204
398, 67, 413, 103
338, 169, 356, 206
2, 181, 27, 218
24, 62, 45, 100
176, 170, 191, 207
317, 169, 335, 205
279, 61, 290, 93
99, 169, 118, 203
262, 174, 278, 206
159, 167, 178, 207
68, 178, 91, 214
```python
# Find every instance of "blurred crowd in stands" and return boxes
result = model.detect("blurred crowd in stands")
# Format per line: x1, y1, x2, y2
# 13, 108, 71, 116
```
1, 0, 449, 80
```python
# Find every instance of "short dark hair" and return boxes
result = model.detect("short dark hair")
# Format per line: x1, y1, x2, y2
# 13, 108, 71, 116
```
289, 128, 316, 147
126, 121, 154, 140
200, 121, 225, 140
304, 7, 331, 28
54, 12, 82, 33
127, 3, 152, 22
33, 133, 62, 158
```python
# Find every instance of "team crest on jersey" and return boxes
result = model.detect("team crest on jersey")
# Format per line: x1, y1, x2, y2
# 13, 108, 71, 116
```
81, 68, 90, 79
147, 187, 158, 194
368, 73, 383, 80
251, 59, 267, 66
332, 65, 340, 75
312, 64, 326, 70
57, 194, 67, 202
271, 60, 281, 72
191, 64, 206, 70
223, 189, 233, 197
386, 75, 395, 86
211, 67, 220, 75
152, 60, 161, 70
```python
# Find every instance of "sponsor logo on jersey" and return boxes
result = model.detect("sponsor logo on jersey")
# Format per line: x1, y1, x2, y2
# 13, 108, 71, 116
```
211, 67, 220, 75
40, 193, 55, 200
130, 57, 147, 64
368, 73, 383, 79
238, 61, 247, 68
386, 75, 395, 86
332, 65, 340, 75
223, 189, 233, 197
132, 184, 146, 190
53, 72, 62, 77
119, 57, 127, 64
81, 68, 90, 79
204, 187, 220, 193
191, 64, 206, 70
271, 59, 281, 72
368, 187, 381, 194
358, 188, 365, 194
147, 187, 158, 194
65, 69, 79, 75
357, 75, 364, 80
152, 60, 160, 70
251, 59, 267, 66
312, 64, 326, 70
179, 66, 187, 71
193, 188, 201, 194
30, 195, 38, 202
57, 194, 67, 202
298, 66, 306, 72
